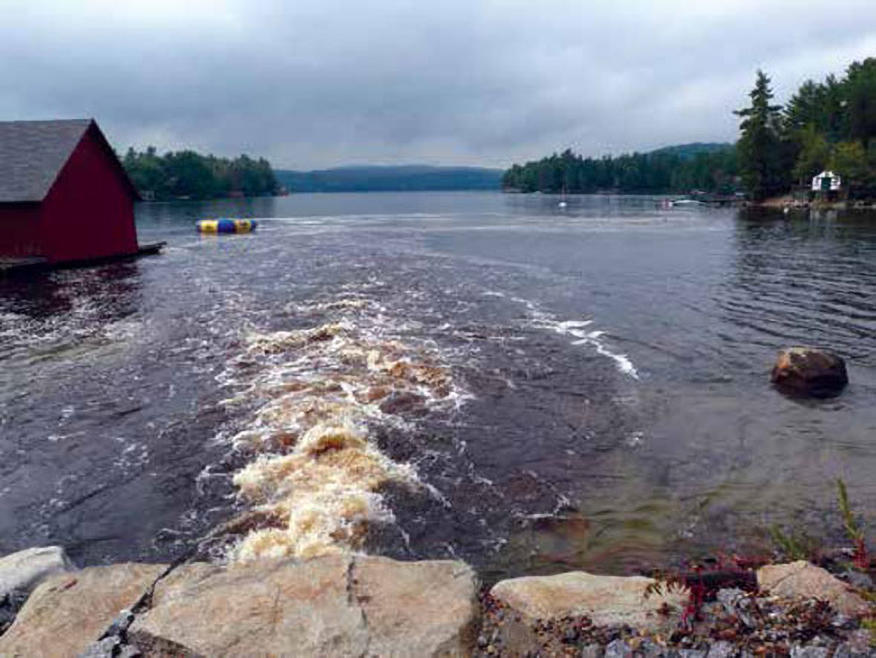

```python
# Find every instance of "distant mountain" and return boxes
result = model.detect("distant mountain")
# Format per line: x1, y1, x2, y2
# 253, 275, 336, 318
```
648, 142, 734, 159
274, 165, 504, 192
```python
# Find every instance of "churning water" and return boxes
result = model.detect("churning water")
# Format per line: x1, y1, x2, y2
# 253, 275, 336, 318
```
1, 192, 875, 582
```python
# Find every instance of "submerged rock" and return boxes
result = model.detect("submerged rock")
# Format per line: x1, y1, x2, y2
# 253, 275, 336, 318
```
757, 561, 869, 617
770, 347, 848, 397
0, 562, 166, 658
129, 554, 478, 658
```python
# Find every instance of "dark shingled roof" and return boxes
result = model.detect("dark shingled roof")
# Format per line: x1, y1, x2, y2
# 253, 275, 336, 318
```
0, 119, 93, 203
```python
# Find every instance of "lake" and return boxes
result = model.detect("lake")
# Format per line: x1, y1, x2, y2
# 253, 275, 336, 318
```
1, 192, 875, 582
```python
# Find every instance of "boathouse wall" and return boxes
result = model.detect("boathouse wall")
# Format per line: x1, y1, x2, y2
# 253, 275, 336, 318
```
38, 125, 138, 263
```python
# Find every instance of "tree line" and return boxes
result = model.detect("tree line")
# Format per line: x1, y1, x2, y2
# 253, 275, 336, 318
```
736, 58, 876, 201
122, 147, 279, 200
502, 145, 738, 195
503, 57, 876, 202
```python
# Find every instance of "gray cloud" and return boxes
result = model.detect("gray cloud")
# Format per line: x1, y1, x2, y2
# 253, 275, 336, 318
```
2, 0, 874, 168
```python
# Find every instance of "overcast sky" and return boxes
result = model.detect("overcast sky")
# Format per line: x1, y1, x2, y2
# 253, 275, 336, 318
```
1, 0, 874, 169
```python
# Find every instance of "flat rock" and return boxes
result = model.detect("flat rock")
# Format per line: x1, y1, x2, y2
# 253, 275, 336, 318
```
0, 562, 166, 658
771, 347, 848, 397
490, 571, 687, 654
0, 546, 74, 598
757, 561, 870, 617
129, 554, 478, 658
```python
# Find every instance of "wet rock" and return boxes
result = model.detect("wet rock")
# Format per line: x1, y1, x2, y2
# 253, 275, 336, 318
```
677, 651, 708, 658
0, 546, 75, 598
379, 390, 427, 415
129, 554, 478, 658
0, 562, 166, 658
770, 347, 848, 397
757, 561, 870, 617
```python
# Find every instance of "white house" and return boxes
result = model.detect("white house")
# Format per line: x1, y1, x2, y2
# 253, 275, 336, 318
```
811, 170, 841, 192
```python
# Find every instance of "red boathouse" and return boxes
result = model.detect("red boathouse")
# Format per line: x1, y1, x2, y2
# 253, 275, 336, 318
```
0, 119, 141, 264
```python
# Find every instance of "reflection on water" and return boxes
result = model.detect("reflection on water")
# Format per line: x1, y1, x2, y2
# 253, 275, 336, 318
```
1, 193, 875, 582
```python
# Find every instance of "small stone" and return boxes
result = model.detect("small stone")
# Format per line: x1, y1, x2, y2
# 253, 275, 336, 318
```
789, 646, 830, 658
844, 570, 874, 591
706, 641, 736, 658
478, 634, 489, 648
117, 645, 142, 658
605, 639, 634, 658
75, 635, 120, 658
580, 644, 604, 658
677, 650, 708, 658
563, 627, 579, 644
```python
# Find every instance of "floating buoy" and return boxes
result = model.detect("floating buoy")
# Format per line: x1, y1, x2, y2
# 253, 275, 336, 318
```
196, 218, 257, 234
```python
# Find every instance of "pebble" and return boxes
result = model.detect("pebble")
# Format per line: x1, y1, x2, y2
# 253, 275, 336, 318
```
604, 639, 634, 658
789, 646, 830, 658
706, 641, 735, 658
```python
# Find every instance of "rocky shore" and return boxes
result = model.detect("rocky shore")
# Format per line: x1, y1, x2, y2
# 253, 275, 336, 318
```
1, 545, 874, 657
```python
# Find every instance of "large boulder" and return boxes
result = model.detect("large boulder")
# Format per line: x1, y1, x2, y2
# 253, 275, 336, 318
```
771, 347, 848, 397
129, 554, 478, 657
0, 562, 166, 658
757, 561, 870, 617
490, 571, 687, 654
0, 546, 75, 634
0, 546, 74, 599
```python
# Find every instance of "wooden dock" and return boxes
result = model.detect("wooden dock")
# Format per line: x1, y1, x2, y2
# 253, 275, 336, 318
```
0, 242, 165, 276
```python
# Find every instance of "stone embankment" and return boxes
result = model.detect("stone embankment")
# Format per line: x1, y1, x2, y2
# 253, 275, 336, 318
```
1, 546, 874, 657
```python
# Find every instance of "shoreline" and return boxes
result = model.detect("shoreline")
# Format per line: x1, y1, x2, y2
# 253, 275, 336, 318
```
0, 544, 874, 657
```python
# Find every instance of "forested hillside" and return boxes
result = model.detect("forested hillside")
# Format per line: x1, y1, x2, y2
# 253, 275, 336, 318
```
275, 165, 503, 192
502, 144, 738, 194
122, 147, 278, 200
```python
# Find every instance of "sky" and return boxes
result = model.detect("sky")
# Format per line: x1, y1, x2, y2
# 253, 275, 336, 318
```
1, 0, 875, 170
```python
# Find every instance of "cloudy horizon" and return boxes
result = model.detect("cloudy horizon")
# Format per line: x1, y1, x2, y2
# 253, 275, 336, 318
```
2, 0, 875, 169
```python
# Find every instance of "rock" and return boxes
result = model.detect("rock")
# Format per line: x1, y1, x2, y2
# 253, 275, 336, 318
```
0, 562, 166, 658
492, 570, 686, 627
347, 555, 478, 657
129, 554, 478, 657
490, 571, 686, 655
75, 636, 120, 658
706, 642, 736, 658
770, 347, 848, 397
757, 561, 870, 617
677, 651, 708, 658
604, 639, 634, 658
580, 644, 605, 658
0, 546, 74, 598
715, 588, 756, 627
789, 647, 830, 658
843, 570, 874, 591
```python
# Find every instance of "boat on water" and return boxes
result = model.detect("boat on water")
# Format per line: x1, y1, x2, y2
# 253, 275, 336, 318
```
196, 218, 258, 234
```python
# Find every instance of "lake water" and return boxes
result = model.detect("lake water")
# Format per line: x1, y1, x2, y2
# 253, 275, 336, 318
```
1, 192, 875, 581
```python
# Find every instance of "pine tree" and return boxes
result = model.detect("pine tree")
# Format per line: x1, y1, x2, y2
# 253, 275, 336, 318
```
735, 70, 788, 201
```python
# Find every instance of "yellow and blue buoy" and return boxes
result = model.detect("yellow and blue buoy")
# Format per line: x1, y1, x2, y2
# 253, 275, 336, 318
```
196, 218, 257, 234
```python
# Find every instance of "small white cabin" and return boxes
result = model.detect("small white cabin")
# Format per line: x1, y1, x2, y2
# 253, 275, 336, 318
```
811, 170, 841, 192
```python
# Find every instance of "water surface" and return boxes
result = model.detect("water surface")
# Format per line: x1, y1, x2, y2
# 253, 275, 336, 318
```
1, 193, 874, 581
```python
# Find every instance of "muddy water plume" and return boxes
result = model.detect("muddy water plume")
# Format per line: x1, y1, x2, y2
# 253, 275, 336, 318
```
216, 301, 461, 562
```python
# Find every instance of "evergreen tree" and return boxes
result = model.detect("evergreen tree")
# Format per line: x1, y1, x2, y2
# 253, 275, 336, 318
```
735, 70, 788, 201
